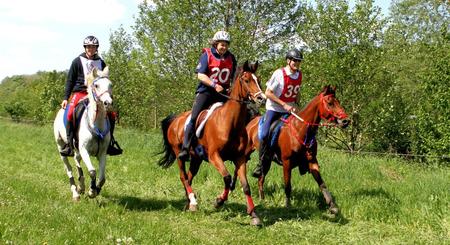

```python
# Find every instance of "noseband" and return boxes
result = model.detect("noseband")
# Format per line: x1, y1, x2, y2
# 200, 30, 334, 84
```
90, 77, 111, 102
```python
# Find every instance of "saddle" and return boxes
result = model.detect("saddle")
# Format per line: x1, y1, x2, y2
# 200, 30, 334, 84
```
71, 98, 89, 149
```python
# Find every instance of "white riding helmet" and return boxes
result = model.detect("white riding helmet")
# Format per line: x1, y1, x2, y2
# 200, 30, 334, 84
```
212, 31, 231, 43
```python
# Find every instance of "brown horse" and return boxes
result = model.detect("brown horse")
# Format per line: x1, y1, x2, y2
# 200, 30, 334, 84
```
158, 61, 265, 226
245, 85, 349, 214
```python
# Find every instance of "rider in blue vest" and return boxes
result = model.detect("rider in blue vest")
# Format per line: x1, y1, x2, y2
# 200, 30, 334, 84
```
177, 31, 237, 162
252, 48, 303, 177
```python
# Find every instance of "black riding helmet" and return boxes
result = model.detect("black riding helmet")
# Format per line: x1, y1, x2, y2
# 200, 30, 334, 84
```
286, 48, 303, 61
83, 35, 99, 47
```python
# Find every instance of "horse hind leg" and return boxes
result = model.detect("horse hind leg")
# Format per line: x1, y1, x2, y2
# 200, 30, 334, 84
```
178, 158, 198, 212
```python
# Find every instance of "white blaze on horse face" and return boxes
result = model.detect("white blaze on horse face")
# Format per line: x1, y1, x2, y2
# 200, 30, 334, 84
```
94, 78, 113, 108
251, 74, 266, 100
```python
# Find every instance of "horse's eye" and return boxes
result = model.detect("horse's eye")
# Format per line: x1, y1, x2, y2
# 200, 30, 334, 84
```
94, 84, 99, 89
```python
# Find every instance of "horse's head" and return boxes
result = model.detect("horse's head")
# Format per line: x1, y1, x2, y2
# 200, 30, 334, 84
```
234, 61, 266, 106
318, 85, 350, 128
86, 67, 113, 111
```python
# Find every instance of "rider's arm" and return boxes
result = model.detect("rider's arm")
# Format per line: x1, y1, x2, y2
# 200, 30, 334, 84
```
198, 73, 224, 93
265, 89, 293, 112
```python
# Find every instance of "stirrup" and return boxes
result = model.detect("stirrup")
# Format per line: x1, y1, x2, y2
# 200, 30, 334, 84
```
178, 148, 190, 161
107, 140, 123, 156
252, 165, 262, 178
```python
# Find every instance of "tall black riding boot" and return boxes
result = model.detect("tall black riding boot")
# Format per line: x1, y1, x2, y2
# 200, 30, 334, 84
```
107, 115, 123, 156
60, 122, 74, 156
178, 122, 195, 161
252, 138, 269, 178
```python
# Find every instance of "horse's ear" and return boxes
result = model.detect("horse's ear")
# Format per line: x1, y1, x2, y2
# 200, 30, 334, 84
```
100, 66, 109, 77
243, 60, 250, 72
92, 67, 99, 78
250, 61, 259, 73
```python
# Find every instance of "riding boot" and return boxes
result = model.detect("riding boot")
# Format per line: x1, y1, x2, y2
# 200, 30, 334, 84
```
60, 122, 74, 157
178, 122, 195, 161
252, 138, 270, 178
107, 115, 123, 156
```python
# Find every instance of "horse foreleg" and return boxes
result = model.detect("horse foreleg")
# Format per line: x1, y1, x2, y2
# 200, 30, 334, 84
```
283, 163, 293, 208
79, 148, 98, 198
187, 158, 201, 186
209, 153, 231, 209
309, 162, 339, 214
61, 156, 80, 201
96, 154, 107, 195
231, 167, 238, 191
178, 159, 197, 211
235, 157, 261, 226
74, 154, 85, 194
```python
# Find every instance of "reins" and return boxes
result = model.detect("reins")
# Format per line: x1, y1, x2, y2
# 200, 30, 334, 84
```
217, 72, 261, 105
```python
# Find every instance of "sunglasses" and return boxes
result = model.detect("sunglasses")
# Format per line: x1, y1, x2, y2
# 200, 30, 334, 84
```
292, 59, 302, 62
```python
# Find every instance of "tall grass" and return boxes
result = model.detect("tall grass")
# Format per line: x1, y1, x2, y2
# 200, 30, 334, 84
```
0, 119, 448, 244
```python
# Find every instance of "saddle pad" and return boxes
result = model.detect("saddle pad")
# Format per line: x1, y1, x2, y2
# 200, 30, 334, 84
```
183, 102, 224, 138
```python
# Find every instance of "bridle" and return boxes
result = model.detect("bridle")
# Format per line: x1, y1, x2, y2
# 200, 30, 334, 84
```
90, 77, 112, 103
218, 71, 264, 105
86, 76, 112, 141
287, 93, 347, 127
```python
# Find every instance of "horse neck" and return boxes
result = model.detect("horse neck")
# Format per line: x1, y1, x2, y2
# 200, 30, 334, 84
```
221, 79, 248, 128
87, 91, 108, 129
296, 95, 322, 127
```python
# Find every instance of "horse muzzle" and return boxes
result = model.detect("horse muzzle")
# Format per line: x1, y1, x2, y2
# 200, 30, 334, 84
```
252, 93, 266, 107
337, 118, 350, 129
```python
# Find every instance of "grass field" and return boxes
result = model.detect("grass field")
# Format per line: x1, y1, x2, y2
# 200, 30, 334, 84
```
0, 119, 448, 244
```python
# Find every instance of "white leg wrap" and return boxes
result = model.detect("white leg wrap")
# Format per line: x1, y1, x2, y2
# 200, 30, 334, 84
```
188, 193, 197, 205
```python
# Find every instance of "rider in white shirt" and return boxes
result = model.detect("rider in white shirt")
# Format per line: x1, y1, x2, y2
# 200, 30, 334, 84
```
252, 48, 304, 177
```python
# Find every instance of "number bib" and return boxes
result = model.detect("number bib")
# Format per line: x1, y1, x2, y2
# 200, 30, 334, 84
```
279, 68, 302, 103
204, 48, 234, 89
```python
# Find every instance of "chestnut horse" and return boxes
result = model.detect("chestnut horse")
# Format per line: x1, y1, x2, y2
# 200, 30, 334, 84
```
158, 61, 265, 226
245, 85, 349, 214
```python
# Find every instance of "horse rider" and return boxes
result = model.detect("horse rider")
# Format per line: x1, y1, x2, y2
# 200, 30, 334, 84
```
59, 35, 122, 157
252, 48, 303, 177
177, 30, 237, 161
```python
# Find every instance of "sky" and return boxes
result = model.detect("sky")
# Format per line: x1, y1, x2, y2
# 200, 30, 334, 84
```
0, 0, 391, 82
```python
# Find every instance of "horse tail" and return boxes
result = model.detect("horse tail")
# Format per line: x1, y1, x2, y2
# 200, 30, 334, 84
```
157, 114, 177, 168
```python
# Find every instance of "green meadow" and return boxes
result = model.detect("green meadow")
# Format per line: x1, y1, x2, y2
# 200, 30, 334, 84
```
0, 119, 448, 244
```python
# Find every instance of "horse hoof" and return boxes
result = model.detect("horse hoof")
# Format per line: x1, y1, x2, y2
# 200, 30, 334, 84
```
88, 190, 97, 198
72, 195, 81, 202
330, 206, 339, 215
250, 217, 262, 226
77, 186, 85, 194
214, 197, 225, 209
188, 204, 197, 212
